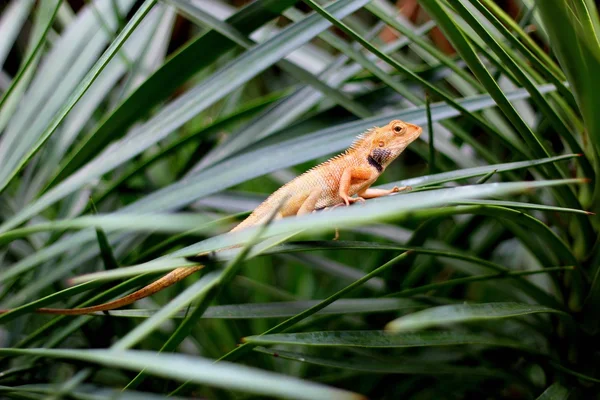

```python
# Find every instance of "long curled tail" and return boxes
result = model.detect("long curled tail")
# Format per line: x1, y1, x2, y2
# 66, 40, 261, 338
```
0, 265, 205, 315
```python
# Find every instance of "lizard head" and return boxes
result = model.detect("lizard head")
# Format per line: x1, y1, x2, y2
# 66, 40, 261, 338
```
367, 119, 422, 168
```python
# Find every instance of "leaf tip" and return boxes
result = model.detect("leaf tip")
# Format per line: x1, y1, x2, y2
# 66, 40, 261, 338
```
383, 321, 398, 332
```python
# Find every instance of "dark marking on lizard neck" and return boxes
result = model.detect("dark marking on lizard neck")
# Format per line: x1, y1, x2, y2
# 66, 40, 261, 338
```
367, 155, 383, 172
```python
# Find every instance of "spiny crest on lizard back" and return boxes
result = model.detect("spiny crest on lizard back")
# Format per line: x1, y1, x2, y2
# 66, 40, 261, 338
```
347, 127, 377, 152
305, 128, 378, 172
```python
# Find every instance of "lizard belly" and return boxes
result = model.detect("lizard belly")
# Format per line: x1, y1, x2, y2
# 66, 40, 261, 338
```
313, 180, 371, 209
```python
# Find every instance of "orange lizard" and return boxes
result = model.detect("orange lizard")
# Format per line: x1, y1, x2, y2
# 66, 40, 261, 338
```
1, 119, 422, 315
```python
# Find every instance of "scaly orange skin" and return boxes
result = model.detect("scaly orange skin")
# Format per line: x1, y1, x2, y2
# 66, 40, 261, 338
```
0, 120, 422, 315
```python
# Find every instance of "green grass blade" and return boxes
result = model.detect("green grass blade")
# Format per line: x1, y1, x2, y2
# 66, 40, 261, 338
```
536, 1, 600, 205
50, 0, 300, 184
419, 0, 594, 252
0, 0, 34, 68
94, 298, 424, 319
0, 0, 59, 113
0, 0, 136, 177
302, 0, 528, 156
0, 84, 557, 234
123, 204, 285, 388
0, 348, 364, 400
476, 0, 575, 108
168, 0, 371, 119
111, 272, 221, 350
456, 0, 593, 179
385, 302, 566, 332
46, 0, 364, 196
25, 4, 170, 197
536, 382, 569, 400
365, 2, 481, 91
0, 0, 65, 134
417, 1, 547, 163
254, 346, 500, 376
242, 330, 533, 351
192, 20, 436, 171
451, 200, 593, 215
386, 267, 573, 298
0, 157, 579, 298
0, 0, 156, 193
66, 179, 584, 283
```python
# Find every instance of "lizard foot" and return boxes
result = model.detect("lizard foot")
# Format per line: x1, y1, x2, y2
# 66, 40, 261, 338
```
340, 195, 365, 206
392, 185, 412, 193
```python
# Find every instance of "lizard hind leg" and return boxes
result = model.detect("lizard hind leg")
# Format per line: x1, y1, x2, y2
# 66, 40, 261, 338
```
297, 187, 323, 216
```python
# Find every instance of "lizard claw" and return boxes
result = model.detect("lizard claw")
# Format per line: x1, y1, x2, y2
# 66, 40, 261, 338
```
340, 195, 364, 205
333, 228, 339, 240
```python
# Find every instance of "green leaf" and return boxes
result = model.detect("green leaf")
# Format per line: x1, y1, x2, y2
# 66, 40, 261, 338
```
254, 346, 501, 377
43, 0, 369, 201
25, 3, 171, 196
95, 298, 424, 318
122, 205, 286, 388
111, 272, 221, 350
89, 199, 119, 271
0, 0, 34, 68
0, 0, 63, 136
417, 2, 593, 251
386, 266, 573, 298
0, 84, 558, 234
51, 0, 301, 183
451, 200, 592, 215
168, 0, 371, 119
454, 0, 593, 179
0, 348, 364, 400
0, 213, 219, 246
536, 0, 600, 208
67, 179, 583, 283
385, 302, 566, 332
0, 0, 153, 193
536, 382, 570, 400
242, 330, 533, 351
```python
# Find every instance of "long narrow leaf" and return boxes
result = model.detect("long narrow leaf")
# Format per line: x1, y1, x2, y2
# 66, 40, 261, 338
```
0, 348, 364, 400
385, 302, 566, 332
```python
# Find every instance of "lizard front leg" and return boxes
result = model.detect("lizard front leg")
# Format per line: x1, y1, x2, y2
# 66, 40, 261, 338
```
338, 166, 375, 206
358, 185, 411, 199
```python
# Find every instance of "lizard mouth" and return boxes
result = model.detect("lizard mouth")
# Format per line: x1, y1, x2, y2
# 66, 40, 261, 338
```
405, 123, 423, 141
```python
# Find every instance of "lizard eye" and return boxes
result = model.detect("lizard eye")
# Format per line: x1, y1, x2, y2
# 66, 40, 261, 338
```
393, 124, 404, 134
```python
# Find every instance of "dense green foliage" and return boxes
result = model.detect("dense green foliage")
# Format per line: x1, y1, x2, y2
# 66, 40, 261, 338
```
0, 0, 598, 398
